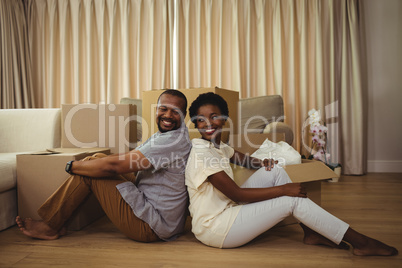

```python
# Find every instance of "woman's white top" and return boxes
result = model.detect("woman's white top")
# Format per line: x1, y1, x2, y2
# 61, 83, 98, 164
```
185, 138, 242, 248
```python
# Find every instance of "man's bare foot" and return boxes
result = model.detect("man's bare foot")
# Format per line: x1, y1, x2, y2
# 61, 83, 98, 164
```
15, 216, 61, 240
300, 223, 350, 250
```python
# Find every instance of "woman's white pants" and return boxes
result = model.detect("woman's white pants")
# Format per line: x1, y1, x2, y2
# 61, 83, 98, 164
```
222, 166, 349, 248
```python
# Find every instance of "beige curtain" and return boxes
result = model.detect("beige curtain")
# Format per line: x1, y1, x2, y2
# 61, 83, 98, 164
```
0, 0, 35, 109
4, 0, 364, 174
25, 0, 173, 108
175, 0, 365, 175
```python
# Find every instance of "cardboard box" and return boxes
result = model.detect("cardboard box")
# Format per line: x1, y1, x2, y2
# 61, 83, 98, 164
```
231, 134, 338, 226
142, 87, 239, 143
61, 104, 137, 154
17, 148, 110, 230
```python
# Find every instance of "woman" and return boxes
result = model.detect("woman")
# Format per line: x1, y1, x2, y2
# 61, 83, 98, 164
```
185, 92, 397, 256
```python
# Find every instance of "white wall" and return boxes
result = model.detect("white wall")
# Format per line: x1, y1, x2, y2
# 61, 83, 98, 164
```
364, 0, 402, 172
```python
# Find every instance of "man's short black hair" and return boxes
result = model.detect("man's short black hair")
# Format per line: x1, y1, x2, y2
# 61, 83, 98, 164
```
189, 92, 229, 127
158, 89, 188, 113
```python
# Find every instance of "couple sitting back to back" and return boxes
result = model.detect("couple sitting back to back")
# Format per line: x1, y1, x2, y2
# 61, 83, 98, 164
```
16, 90, 397, 256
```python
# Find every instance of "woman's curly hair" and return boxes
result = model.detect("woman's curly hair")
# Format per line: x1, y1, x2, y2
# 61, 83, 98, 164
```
189, 92, 229, 127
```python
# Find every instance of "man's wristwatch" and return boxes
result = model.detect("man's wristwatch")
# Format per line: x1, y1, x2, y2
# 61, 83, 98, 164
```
65, 160, 75, 175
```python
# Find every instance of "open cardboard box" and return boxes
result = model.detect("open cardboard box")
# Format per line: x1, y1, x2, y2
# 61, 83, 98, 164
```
230, 133, 338, 226
17, 148, 110, 230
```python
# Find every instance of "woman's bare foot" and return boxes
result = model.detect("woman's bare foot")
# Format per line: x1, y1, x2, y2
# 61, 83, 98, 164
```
300, 223, 350, 249
15, 216, 62, 240
352, 238, 399, 256
343, 227, 398, 256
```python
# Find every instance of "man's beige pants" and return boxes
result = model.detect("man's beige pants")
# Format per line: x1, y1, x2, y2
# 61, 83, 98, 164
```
37, 153, 160, 242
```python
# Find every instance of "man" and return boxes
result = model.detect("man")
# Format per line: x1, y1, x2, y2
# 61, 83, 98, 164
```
16, 89, 191, 243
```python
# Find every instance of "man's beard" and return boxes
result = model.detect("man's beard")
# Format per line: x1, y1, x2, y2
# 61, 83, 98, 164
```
157, 118, 178, 133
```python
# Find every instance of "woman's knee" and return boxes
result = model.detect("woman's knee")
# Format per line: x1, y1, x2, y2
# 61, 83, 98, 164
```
275, 196, 296, 213
274, 166, 292, 184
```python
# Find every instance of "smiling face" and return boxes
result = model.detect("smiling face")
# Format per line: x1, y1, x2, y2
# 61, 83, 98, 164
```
195, 104, 226, 146
156, 94, 186, 133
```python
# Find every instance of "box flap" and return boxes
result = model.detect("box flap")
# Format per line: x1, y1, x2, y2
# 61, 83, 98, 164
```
48, 148, 110, 154
283, 161, 338, 183
19, 147, 110, 156
27, 150, 61, 155
232, 159, 337, 185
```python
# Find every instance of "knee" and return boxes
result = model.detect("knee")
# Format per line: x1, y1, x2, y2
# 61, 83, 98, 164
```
277, 196, 296, 212
81, 153, 107, 162
275, 166, 292, 183
92, 153, 107, 159
81, 156, 93, 161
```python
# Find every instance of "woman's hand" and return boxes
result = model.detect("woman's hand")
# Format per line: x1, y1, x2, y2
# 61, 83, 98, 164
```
281, 183, 307, 198
261, 158, 278, 171
230, 151, 278, 171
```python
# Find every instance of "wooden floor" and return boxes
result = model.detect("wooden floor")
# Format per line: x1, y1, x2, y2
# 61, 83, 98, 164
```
1, 173, 401, 267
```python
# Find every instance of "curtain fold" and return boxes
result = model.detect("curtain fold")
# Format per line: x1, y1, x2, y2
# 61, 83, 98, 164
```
175, 0, 365, 174
25, 0, 173, 107
0, 0, 35, 108
338, 0, 365, 174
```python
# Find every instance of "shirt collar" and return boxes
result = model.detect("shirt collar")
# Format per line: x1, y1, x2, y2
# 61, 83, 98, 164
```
191, 138, 228, 150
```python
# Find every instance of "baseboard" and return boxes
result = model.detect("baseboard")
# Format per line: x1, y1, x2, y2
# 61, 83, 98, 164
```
367, 160, 402, 173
